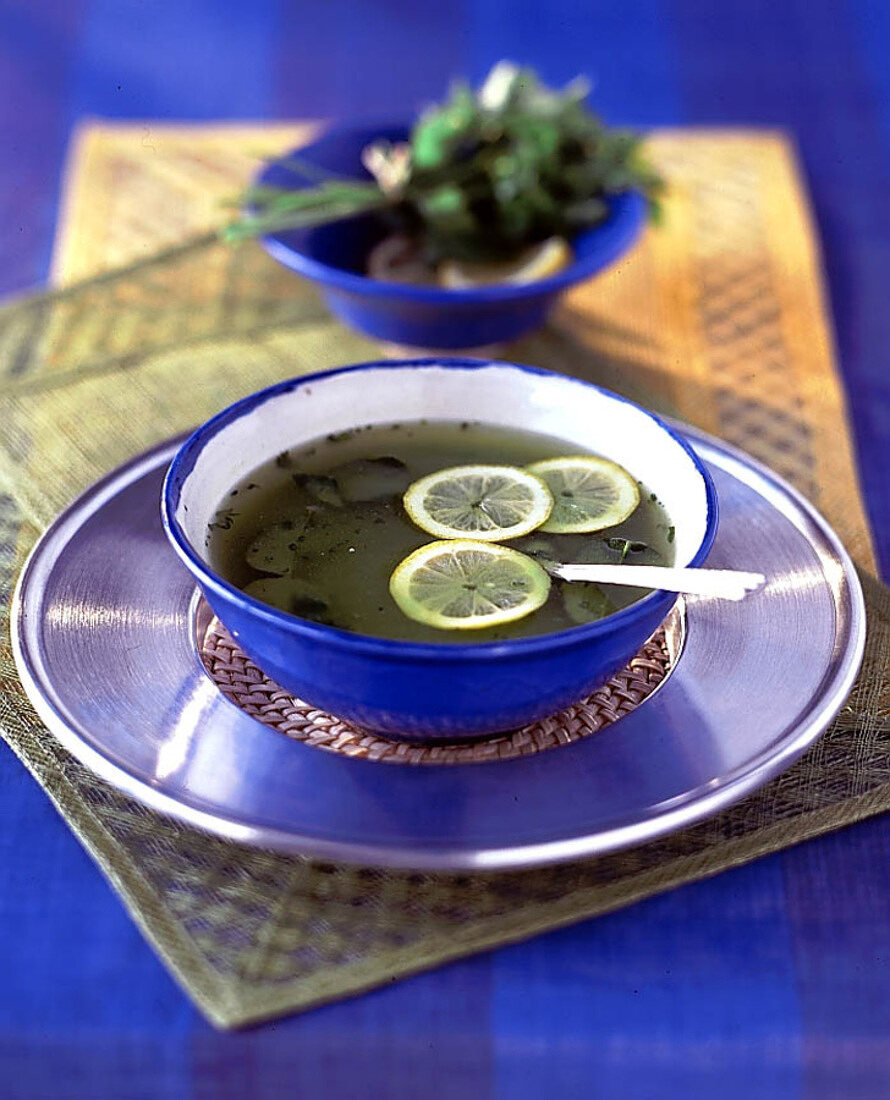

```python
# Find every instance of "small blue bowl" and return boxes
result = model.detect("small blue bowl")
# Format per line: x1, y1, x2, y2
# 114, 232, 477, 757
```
255, 126, 647, 349
162, 359, 717, 741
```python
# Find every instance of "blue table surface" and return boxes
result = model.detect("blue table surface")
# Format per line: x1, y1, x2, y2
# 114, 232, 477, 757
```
2, 2, 890, 1097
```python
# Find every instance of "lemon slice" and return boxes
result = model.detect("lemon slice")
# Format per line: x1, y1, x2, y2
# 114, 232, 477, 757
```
403, 464, 553, 541
526, 456, 640, 533
438, 237, 573, 288
389, 540, 551, 630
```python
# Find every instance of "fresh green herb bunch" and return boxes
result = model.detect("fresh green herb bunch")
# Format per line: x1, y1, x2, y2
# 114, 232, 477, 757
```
401, 63, 662, 261
224, 62, 663, 262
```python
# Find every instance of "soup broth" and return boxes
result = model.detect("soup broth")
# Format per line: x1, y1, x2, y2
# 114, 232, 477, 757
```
205, 420, 675, 643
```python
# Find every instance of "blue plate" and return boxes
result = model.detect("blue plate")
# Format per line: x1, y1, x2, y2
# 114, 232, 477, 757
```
11, 425, 864, 870
256, 125, 647, 348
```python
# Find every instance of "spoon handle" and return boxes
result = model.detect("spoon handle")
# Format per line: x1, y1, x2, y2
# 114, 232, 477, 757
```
549, 563, 766, 601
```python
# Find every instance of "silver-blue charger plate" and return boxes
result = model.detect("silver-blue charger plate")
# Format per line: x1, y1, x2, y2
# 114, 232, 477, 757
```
11, 425, 865, 871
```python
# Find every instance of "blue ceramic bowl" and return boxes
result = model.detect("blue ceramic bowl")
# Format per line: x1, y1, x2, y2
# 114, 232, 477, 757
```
255, 126, 647, 349
162, 358, 717, 740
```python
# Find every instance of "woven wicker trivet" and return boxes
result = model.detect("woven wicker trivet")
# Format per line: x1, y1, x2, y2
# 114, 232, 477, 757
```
199, 608, 680, 765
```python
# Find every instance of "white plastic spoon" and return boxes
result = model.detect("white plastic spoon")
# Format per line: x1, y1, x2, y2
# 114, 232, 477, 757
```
543, 562, 766, 601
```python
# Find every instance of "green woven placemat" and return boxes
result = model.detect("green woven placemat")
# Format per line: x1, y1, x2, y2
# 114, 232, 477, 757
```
0, 125, 887, 1028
